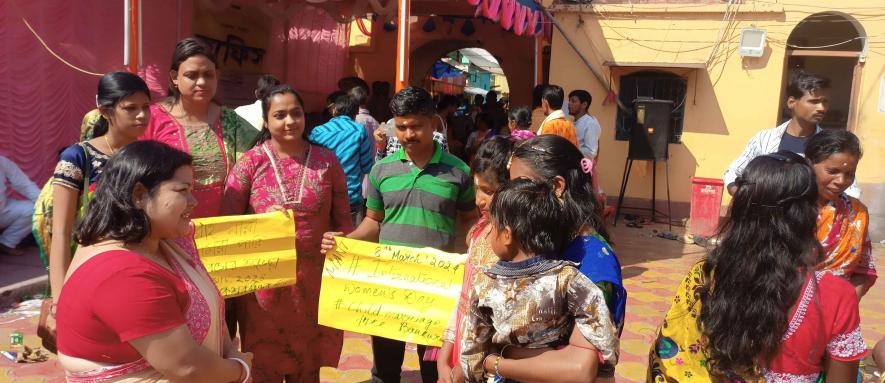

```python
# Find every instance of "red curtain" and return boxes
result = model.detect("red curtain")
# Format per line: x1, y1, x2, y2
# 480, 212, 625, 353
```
0, 0, 345, 186
265, 6, 349, 112
0, 0, 192, 185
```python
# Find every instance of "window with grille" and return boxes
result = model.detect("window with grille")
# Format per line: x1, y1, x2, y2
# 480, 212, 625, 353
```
615, 71, 688, 143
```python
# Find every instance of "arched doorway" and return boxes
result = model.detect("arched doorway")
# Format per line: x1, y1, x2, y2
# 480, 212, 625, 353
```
779, 12, 866, 130
415, 47, 511, 159
407, 37, 534, 107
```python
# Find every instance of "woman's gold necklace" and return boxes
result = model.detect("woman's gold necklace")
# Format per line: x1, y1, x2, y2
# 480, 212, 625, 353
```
103, 135, 117, 155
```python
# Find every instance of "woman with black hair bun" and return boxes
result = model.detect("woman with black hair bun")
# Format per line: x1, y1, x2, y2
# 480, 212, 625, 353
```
506, 106, 536, 141
507, 134, 624, 381
805, 129, 876, 298
508, 135, 622, 325
649, 150, 867, 382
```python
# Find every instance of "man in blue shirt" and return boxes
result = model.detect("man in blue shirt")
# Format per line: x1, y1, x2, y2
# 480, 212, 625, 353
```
309, 93, 374, 226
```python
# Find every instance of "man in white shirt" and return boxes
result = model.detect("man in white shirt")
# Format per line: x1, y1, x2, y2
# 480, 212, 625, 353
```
0, 155, 40, 255
724, 71, 859, 198
568, 89, 602, 160
234, 74, 280, 130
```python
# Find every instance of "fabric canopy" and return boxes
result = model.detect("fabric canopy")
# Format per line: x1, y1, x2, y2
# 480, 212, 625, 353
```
459, 48, 504, 75
432, 61, 465, 79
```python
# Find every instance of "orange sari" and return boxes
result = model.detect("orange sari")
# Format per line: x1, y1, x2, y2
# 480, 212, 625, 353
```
816, 193, 876, 287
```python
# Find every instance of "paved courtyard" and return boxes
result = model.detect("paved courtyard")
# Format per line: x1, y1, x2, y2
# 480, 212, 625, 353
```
0, 223, 881, 382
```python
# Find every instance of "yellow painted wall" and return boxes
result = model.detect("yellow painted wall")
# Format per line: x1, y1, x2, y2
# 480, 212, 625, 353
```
547, 1, 885, 236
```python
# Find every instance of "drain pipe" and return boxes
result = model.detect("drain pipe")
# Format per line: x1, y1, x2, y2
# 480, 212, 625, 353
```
541, 7, 626, 111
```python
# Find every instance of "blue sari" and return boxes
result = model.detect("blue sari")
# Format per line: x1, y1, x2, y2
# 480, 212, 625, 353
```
562, 233, 626, 334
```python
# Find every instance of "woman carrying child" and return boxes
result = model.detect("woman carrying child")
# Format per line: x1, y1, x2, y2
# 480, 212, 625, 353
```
508, 135, 626, 333
460, 179, 619, 382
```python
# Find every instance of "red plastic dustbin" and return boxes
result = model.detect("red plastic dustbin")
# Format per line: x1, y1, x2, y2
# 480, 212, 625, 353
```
689, 177, 724, 238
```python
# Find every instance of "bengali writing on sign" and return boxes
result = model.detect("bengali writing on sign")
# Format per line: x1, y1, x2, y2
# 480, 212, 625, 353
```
193, 211, 297, 298
318, 237, 467, 347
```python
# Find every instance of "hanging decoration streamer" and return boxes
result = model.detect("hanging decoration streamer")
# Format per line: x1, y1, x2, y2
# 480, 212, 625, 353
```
473, 0, 545, 37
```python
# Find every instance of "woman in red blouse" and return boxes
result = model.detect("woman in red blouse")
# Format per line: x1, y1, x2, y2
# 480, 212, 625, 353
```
648, 151, 867, 382
55, 141, 252, 382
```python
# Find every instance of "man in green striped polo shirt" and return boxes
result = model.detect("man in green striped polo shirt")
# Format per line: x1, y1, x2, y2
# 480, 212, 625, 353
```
322, 86, 477, 383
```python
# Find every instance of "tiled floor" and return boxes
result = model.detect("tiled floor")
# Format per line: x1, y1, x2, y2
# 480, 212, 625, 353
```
0, 223, 882, 382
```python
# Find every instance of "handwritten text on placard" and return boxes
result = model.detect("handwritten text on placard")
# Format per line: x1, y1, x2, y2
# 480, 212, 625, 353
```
318, 237, 467, 347
193, 211, 297, 298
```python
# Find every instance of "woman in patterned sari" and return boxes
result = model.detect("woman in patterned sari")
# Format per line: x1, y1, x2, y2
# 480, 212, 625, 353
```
222, 85, 352, 382
41, 72, 151, 333
648, 151, 867, 382
140, 37, 256, 219
439, 136, 611, 383
805, 129, 876, 298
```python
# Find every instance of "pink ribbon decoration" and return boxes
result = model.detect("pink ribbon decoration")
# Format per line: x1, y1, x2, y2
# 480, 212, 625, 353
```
481, 0, 502, 21
526, 10, 540, 36
500, 0, 516, 30
512, 4, 528, 35
580, 158, 594, 174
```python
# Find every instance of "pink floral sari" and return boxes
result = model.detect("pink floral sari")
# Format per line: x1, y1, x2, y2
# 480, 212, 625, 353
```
222, 141, 352, 381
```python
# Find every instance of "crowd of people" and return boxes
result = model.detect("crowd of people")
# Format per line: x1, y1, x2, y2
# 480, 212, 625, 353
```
0, 35, 881, 383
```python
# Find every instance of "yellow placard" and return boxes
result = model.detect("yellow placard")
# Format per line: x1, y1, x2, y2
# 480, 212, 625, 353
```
318, 237, 467, 347
193, 211, 297, 298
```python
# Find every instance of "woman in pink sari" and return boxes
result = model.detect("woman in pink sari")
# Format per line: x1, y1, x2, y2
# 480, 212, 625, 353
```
222, 85, 352, 382
56, 141, 251, 382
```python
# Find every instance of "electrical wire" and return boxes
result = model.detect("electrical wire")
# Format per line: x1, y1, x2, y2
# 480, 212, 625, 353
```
705, 0, 739, 66
587, 2, 727, 10
593, 6, 732, 54
560, 17, 885, 30
20, 16, 103, 77
765, 35, 871, 50
748, 0, 885, 12
568, 4, 885, 59
768, 38, 885, 57
597, 36, 736, 44
557, 2, 885, 63
593, 0, 885, 12
785, 36, 867, 49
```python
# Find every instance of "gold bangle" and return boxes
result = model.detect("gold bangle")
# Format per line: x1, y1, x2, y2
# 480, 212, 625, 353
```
494, 354, 502, 378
